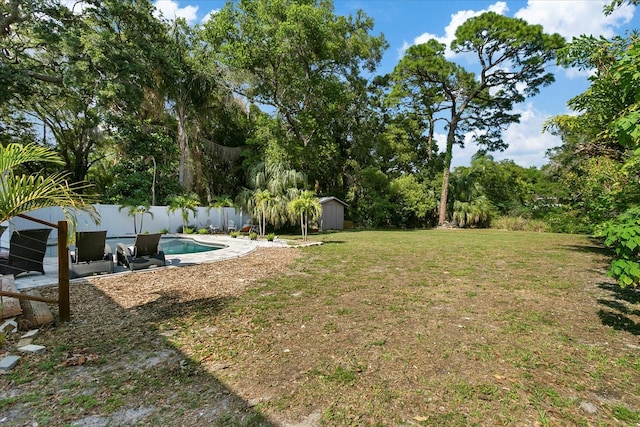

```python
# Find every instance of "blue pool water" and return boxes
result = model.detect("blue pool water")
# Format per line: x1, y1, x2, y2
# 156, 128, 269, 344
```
47, 236, 223, 257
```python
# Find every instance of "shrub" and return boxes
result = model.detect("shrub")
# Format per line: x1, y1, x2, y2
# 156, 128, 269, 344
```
452, 196, 495, 228
159, 228, 169, 234
197, 228, 209, 235
491, 216, 549, 232
599, 206, 640, 288
266, 233, 276, 241
176, 224, 196, 234
230, 231, 240, 238
249, 232, 258, 240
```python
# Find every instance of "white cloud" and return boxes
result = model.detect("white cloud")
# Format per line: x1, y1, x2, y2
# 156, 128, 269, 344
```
153, 0, 199, 24
403, 1, 509, 58
60, 0, 93, 14
514, 0, 634, 39
202, 9, 220, 24
448, 103, 561, 168
515, 1, 635, 79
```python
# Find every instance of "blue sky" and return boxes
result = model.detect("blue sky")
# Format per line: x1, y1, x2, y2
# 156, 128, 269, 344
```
152, 0, 639, 168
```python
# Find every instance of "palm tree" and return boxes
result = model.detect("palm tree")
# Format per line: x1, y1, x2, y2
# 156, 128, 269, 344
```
208, 195, 234, 231
118, 201, 153, 234
0, 143, 98, 226
240, 189, 271, 237
237, 159, 307, 235
288, 191, 322, 241
168, 194, 200, 232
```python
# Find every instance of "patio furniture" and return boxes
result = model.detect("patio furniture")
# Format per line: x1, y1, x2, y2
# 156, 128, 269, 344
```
116, 233, 166, 271
201, 220, 219, 234
227, 219, 237, 232
69, 231, 114, 278
239, 223, 258, 234
0, 228, 52, 276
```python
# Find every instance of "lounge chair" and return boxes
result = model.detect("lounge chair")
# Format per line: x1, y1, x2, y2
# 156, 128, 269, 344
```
239, 223, 258, 234
201, 220, 219, 234
116, 233, 166, 271
0, 228, 52, 276
69, 231, 114, 278
227, 219, 237, 232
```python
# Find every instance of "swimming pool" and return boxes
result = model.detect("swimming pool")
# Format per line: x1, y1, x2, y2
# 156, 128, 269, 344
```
46, 236, 224, 257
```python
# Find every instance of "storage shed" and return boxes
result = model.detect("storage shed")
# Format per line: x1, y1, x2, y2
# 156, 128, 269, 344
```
319, 197, 348, 230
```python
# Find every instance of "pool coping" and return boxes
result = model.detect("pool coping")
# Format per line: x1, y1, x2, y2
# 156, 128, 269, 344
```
10, 234, 284, 291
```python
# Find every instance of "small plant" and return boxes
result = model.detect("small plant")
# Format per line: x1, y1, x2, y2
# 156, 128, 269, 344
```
159, 228, 169, 234
183, 227, 194, 234
249, 231, 258, 240
197, 228, 209, 235
266, 233, 276, 241
599, 206, 640, 288
230, 231, 240, 238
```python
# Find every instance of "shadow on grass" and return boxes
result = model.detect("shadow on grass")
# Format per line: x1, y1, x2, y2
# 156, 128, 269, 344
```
6, 284, 277, 426
563, 243, 611, 256
597, 283, 640, 336
132, 291, 231, 322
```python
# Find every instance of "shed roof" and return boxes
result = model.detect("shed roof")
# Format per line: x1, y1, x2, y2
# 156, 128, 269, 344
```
319, 196, 349, 207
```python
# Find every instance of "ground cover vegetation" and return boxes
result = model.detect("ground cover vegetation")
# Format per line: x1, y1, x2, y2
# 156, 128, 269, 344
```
1, 230, 639, 425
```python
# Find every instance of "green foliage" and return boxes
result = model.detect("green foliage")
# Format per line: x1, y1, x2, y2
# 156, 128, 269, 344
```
287, 190, 322, 241
197, 228, 209, 235
452, 196, 496, 228
347, 166, 394, 228
98, 118, 180, 205
600, 206, 640, 287
266, 233, 276, 242
118, 201, 153, 234
388, 175, 438, 228
249, 232, 258, 240
491, 216, 548, 232
230, 231, 240, 238
390, 12, 564, 225
168, 194, 200, 231
0, 143, 98, 226
201, 0, 388, 194
1, 0, 172, 183
238, 159, 307, 236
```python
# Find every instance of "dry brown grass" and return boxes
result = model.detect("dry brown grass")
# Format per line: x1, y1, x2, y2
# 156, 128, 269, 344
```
1, 230, 639, 426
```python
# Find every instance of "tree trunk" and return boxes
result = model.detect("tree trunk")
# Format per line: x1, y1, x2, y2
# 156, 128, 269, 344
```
177, 104, 191, 191
438, 129, 456, 225
427, 116, 435, 162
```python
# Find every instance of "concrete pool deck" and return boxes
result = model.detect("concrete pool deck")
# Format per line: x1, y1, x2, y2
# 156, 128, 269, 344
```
11, 234, 290, 291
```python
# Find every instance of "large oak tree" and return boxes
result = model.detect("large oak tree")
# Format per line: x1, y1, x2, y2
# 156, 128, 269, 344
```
200, 0, 388, 195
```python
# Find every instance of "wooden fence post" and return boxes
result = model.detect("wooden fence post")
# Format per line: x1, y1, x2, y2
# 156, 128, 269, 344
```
58, 220, 70, 322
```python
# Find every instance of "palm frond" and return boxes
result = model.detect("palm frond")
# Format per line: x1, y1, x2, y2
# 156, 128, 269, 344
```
0, 172, 99, 225
0, 143, 64, 173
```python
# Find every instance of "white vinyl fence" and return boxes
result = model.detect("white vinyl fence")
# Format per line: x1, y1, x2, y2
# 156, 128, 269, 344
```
0, 204, 249, 248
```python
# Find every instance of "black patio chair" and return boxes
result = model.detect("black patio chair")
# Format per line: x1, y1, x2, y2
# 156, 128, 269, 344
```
70, 231, 114, 278
0, 228, 52, 276
116, 233, 166, 271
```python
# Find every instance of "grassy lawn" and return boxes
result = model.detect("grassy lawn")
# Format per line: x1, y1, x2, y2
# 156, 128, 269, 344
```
2, 229, 639, 426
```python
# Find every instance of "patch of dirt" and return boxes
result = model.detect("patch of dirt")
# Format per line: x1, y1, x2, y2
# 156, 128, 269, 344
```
0, 247, 301, 426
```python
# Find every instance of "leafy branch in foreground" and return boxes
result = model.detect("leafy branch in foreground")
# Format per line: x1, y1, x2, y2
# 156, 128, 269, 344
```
599, 206, 640, 287
0, 143, 99, 227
